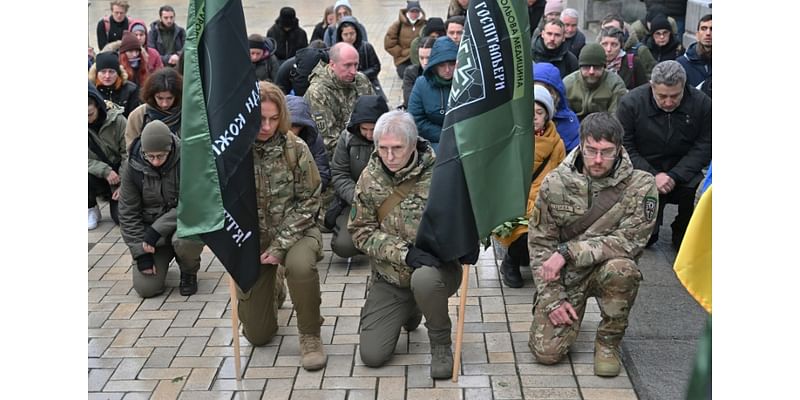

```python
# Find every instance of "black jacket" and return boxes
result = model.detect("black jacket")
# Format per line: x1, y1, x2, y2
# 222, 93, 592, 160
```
267, 22, 309, 63
532, 36, 579, 78
617, 83, 711, 188
275, 48, 330, 96
285, 95, 331, 190
98, 81, 141, 118
336, 16, 381, 82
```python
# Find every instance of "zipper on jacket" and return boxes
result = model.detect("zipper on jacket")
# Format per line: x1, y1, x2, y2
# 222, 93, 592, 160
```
439, 88, 445, 115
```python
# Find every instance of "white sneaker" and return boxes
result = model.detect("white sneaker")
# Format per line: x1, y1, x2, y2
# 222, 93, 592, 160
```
88, 206, 100, 230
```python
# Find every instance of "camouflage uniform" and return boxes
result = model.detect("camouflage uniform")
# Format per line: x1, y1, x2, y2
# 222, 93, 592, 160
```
304, 61, 374, 228
236, 132, 324, 346
527, 148, 658, 364
348, 140, 461, 367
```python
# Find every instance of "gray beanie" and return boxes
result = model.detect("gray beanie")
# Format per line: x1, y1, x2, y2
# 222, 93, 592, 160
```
141, 120, 173, 153
534, 85, 554, 122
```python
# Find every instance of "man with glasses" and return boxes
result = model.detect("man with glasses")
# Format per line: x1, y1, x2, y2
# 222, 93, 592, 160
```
527, 112, 658, 377
563, 43, 628, 120
119, 120, 204, 298
617, 60, 711, 248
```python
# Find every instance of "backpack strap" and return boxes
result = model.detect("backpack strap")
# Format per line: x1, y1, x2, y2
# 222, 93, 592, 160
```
559, 177, 630, 242
377, 176, 419, 224
626, 53, 636, 87
531, 155, 552, 184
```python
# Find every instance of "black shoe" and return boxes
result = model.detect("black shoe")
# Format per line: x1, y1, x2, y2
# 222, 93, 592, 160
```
179, 273, 198, 296
500, 258, 523, 288
404, 312, 422, 332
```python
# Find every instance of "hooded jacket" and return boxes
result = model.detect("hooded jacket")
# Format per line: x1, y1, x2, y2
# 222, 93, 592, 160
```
253, 38, 280, 83
644, 33, 684, 62
89, 83, 128, 179
529, 147, 658, 315
331, 95, 389, 205
384, 8, 428, 66
349, 139, 436, 288
336, 16, 381, 82
495, 120, 566, 248
267, 12, 309, 63
617, 83, 712, 188
148, 19, 187, 66
88, 63, 141, 118
304, 60, 374, 160
126, 19, 165, 74
324, 0, 369, 47
532, 35, 579, 78
534, 62, 580, 152
408, 37, 457, 149
563, 69, 628, 120
286, 95, 332, 191
275, 47, 330, 96
119, 133, 181, 260
677, 42, 711, 88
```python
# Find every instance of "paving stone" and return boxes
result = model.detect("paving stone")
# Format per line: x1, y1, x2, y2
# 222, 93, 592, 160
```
376, 376, 405, 400
290, 390, 346, 400
145, 346, 180, 368
488, 352, 516, 364
89, 357, 123, 369
519, 375, 577, 388
200, 301, 228, 319
580, 388, 638, 400
248, 345, 278, 367
104, 347, 154, 358
137, 368, 192, 380
465, 388, 494, 400
218, 355, 251, 379
485, 332, 514, 353
111, 357, 147, 380
89, 311, 112, 328
102, 319, 151, 329
135, 337, 185, 348
576, 375, 633, 389
406, 389, 464, 400
103, 379, 158, 392
492, 375, 523, 399
244, 367, 298, 379
165, 327, 215, 337
183, 368, 217, 391
324, 354, 354, 377
212, 378, 266, 391
177, 391, 234, 400
407, 365, 433, 388
170, 356, 224, 368
294, 368, 324, 389
111, 328, 143, 347
436, 375, 491, 388
88, 368, 114, 391
459, 341, 487, 364
151, 379, 185, 400
262, 378, 293, 400
351, 366, 405, 377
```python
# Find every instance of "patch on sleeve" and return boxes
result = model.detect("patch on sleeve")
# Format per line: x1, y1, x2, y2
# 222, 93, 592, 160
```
643, 196, 657, 221
312, 112, 327, 134
349, 203, 357, 221
531, 205, 540, 227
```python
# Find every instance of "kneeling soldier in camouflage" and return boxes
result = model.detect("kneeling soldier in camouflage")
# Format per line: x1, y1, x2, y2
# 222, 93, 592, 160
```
349, 110, 461, 379
528, 112, 658, 377
236, 82, 327, 371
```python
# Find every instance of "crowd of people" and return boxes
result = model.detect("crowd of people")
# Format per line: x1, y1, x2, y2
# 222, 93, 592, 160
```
88, 0, 711, 381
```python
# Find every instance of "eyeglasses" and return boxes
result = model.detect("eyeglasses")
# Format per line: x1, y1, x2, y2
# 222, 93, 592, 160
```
581, 146, 617, 160
144, 153, 169, 162
653, 30, 671, 37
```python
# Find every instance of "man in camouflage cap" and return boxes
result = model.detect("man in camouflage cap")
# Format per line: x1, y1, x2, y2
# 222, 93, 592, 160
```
527, 112, 658, 377
348, 110, 461, 380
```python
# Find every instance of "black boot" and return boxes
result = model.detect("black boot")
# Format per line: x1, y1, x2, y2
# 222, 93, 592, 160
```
179, 273, 198, 296
500, 254, 523, 288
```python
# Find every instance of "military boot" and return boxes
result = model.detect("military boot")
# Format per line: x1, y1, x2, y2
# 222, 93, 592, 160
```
275, 265, 287, 309
299, 333, 328, 371
500, 254, 523, 288
430, 343, 453, 379
594, 340, 621, 377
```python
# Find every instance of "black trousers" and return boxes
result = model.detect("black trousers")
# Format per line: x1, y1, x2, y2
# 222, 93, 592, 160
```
88, 173, 111, 208
505, 233, 530, 267
651, 184, 698, 247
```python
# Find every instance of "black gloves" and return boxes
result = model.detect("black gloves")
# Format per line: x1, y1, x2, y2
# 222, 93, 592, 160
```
405, 245, 441, 269
143, 226, 161, 247
136, 253, 155, 272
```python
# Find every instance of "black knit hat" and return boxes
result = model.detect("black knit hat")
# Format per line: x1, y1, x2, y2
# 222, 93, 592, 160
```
423, 17, 446, 37
95, 51, 120, 73
278, 7, 297, 28
650, 14, 672, 34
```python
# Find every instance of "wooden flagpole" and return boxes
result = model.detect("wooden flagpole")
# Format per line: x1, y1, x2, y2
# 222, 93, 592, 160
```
228, 275, 242, 380
452, 264, 470, 382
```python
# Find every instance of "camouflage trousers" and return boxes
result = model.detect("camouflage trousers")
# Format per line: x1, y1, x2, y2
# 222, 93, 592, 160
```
237, 233, 323, 346
528, 258, 642, 364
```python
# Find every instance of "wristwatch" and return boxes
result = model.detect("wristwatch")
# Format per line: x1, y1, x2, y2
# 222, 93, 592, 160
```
556, 243, 571, 263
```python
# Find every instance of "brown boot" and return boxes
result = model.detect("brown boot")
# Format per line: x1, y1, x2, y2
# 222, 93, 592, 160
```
299, 333, 328, 371
275, 265, 287, 309
594, 340, 621, 377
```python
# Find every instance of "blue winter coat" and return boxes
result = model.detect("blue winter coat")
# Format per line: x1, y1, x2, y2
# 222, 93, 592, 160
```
677, 42, 711, 88
286, 95, 332, 190
408, 37, 458, 151
533, 62, 580, 152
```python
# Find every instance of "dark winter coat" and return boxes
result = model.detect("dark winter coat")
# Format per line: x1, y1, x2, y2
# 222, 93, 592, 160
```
617, 83, 712, 188
96, 15, 130, 50
275, 47, 330, 96
254, 55, 280, 83
267, 20, 309, 63
563, 30, 586, 60
677, 42, 711, 88
330, 95, 388, 205
148, 20, 187, 66
532, 36, 579, 78
644, 33, 685, 62
286, 95, 332, 191
336, 16, 381, 82
408, 37, 457, 150
89, 83, 128, 179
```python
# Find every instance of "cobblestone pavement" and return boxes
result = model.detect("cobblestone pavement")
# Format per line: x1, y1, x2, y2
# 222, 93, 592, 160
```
88, 1, 644, 398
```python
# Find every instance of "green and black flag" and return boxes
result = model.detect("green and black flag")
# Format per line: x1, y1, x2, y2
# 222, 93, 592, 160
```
415, 0, 533, 262
177, 0, 262, 291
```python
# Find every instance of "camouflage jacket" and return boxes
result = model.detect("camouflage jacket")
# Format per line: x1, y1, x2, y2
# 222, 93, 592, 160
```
348, 139, 435, 288
303, 61, 374, 160
528, 148, 658, 314
253, 132, 323, 261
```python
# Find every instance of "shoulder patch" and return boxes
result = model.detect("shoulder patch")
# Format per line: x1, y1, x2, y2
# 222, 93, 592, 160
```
531, 205, 540, 227
643, 196, 657, 221
312, 112, 328, 134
